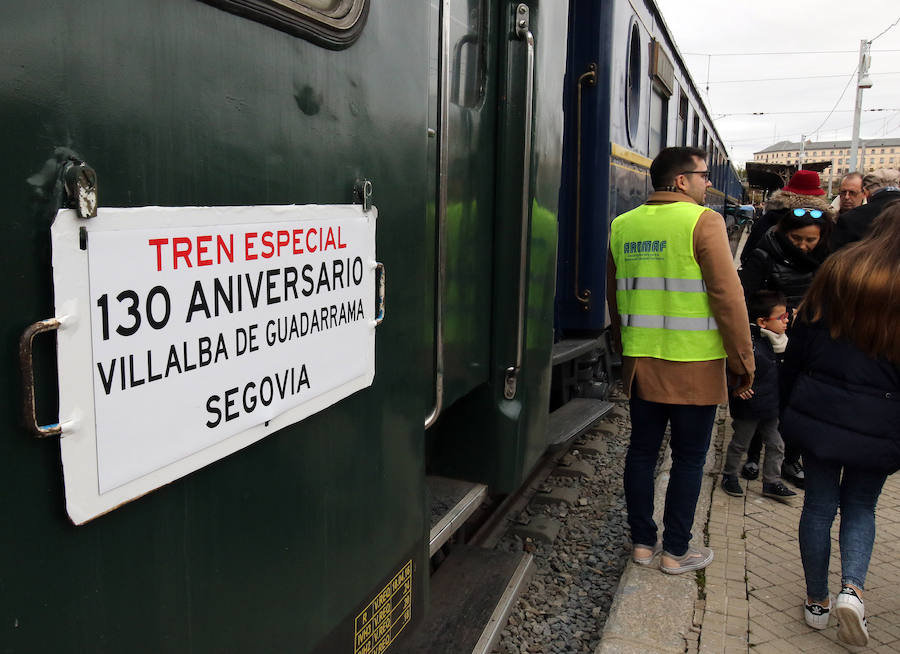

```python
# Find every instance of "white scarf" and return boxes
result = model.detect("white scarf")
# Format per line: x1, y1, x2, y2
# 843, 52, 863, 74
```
760, 327, 788, 354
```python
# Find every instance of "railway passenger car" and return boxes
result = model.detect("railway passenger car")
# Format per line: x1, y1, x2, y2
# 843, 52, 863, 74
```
0, 0, 743, 652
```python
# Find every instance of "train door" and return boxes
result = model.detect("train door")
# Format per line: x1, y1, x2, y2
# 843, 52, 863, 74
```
427, 1, 566, 494
427, 0, 497, 420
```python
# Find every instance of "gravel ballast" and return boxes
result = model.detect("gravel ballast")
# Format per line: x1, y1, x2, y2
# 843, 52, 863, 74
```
491, 385, 656, 654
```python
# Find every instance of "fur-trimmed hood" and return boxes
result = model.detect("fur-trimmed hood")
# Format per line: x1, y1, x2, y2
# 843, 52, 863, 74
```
764, 189, 835, 221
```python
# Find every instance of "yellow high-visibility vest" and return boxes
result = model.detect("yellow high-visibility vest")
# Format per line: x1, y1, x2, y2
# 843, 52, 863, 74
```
610, 202, 726, 361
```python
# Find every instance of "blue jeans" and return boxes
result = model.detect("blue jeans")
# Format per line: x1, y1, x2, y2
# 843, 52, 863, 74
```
624, 393, 717, 557
799, 451, 888, 601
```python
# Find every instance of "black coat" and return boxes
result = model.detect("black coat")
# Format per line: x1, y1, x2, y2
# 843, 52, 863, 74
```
830, 187, 900, 251
741, 210, 778, 262
729, 324, 779, 420
780, 320, 900, 474
739, 229, 828, 309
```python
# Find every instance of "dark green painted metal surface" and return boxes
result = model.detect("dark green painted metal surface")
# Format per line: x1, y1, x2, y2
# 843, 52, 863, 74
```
1, 1, 428, 651
428, 0, 565, 495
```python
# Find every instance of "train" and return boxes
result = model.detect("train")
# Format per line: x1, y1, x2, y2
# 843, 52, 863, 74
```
0, 0, 744, 652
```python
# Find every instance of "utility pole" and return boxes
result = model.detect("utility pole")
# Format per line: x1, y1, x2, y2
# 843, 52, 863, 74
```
849, 40, 873, 172
799, 135, 806, 170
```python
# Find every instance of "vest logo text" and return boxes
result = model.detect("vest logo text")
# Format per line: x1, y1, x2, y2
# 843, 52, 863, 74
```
623, 240, 667, 254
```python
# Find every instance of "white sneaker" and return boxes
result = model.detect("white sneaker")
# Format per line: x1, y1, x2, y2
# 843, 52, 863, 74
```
804, 595, 832, 630
835, 586, 868, 647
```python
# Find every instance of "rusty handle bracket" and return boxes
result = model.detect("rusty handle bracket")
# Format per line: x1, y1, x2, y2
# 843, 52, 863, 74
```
19, 318, 63, 438
373, 262, 385, 327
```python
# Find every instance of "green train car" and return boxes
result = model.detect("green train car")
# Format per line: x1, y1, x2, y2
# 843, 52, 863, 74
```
1, 1, 743, 652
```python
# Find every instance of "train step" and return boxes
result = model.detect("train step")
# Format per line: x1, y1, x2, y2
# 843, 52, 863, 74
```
551, 336, 605, 366
428, 476, 488, 556
548, 398, 614, 450
393, 546, 533, 654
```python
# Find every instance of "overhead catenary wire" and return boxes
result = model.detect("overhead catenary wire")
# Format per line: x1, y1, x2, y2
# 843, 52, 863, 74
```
725, 111, 900, 144
716, 108, 898, 118
706, 72, 900, 85
806, 65, 860, 135
683, 49, 900, 56
870, 15, 900, 42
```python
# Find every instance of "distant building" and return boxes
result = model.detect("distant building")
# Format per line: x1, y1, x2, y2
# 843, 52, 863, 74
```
752, 138, 900, 181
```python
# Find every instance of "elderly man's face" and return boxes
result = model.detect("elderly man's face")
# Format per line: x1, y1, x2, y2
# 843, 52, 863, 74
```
838, 177, 864, 213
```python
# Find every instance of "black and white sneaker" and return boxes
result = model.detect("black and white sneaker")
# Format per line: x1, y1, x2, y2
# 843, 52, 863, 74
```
762, 481, 797, 503
804, 595, 832, 630
835, 586, 868, 647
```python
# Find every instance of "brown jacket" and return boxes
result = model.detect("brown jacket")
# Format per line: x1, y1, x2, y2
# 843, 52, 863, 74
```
607, 191, 754, 405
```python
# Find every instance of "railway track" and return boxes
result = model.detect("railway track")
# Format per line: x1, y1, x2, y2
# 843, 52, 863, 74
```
396, 388, 633, 654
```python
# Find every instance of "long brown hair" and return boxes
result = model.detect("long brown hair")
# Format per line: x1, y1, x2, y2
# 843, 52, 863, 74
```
798, 202, 900, 363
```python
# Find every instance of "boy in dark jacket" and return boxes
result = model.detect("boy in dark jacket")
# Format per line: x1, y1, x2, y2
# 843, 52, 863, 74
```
722, 290, 797, 501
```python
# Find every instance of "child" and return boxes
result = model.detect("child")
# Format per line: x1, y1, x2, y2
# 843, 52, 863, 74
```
722, 290, 797, 502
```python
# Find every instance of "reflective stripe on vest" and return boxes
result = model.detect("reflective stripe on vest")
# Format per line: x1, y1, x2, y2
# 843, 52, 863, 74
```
620, 314, 718, 331
610, 201, 726, 361
616, 277, 708, 293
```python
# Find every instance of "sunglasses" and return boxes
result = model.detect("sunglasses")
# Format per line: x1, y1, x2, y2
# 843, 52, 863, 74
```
679, 170, 710, 180
791, 208, 824, 220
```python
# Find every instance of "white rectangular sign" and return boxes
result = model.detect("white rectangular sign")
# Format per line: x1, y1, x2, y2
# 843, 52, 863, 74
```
51, 204, 378, 524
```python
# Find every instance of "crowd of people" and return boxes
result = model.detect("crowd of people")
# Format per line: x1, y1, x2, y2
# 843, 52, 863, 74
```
607, 147, 900, 648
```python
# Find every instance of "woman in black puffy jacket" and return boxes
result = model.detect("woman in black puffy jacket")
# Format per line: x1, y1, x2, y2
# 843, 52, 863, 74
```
739, 207, 832, 311
780, 205, 900, 646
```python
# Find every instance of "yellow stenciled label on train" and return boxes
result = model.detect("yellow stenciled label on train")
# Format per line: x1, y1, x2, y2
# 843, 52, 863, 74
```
354, 560, 413, 654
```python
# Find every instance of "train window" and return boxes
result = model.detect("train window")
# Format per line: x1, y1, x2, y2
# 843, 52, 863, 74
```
691, 114, 700, 147
625, 22, 642, 146
677, 92, 688, 146
202, 0, 368, 49
701, 127, 707, 152
649, 89, 668, 157
450, 0, 487, 109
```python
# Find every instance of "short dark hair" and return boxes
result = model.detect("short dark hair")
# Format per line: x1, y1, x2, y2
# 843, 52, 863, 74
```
748, 290, 787, 322
650, 147, 708, 189
777, 208, 833, 243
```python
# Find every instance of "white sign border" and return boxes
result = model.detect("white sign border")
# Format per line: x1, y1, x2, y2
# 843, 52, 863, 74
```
51, 204, 378, 525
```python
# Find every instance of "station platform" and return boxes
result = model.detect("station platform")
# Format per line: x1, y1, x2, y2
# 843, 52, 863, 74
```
597, 408, 900, 653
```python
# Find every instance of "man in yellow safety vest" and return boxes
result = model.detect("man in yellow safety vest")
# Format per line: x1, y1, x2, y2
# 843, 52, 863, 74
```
607, 146, 754, 575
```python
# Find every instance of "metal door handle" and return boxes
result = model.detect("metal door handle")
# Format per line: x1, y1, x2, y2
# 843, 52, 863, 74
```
574, 64, 596, 307
426, 0, 451, 429
505, 3, 534, 401
19, 318, 64, 438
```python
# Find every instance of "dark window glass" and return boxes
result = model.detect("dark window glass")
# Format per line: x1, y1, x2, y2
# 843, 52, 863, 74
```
450, 0, 487, 109
677, 93, 688, 146
625, 23, 642, 146
649, 88, 668, 157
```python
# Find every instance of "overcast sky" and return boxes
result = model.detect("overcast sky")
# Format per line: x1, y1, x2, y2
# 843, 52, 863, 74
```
653, 0, 900, 165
